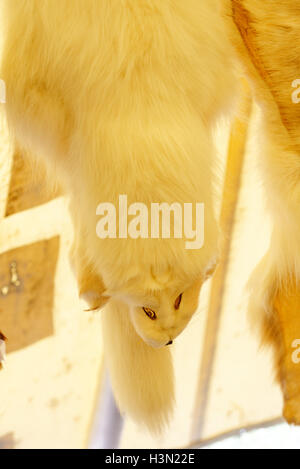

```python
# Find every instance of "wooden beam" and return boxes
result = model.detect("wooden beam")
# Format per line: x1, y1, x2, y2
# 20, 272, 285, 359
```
192, 80, 253, 440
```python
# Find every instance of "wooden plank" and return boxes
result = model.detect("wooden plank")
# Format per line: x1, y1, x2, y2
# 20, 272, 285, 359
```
0, 237, 59, 353
192, 80, 252, 440
0, 111, 13, 220
5, 150, 60, 217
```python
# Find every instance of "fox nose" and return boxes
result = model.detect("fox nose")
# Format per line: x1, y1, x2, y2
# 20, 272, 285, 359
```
166, 340, 173, 346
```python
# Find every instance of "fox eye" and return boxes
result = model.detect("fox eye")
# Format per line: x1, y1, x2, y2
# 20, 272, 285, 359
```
174, 293, 183, 310
143, 307, 157, 320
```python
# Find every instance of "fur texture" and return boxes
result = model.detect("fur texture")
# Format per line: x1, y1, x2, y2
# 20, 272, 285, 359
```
1, 0, 236, 430
227, 0, 300, 421
102, 299, 174, 433
5, 0, 300, 431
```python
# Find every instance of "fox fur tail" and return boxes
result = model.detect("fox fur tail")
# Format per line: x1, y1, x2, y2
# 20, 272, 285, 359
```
102, 299, 175, 433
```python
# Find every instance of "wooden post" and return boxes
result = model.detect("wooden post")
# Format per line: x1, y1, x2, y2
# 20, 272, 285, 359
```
192, 80, 253, 440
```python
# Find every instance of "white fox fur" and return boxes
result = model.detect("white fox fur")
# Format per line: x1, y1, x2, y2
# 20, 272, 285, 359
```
1, 0, 236, 430
226, 0, 300, 411
227, 0, 300, 281
102, 299, 174, 433
2, 0, 298, 429
226, 3, 300, 309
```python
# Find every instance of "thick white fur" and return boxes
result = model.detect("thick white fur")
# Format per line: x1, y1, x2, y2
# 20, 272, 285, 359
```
102, 299, 174, 433
1, 0, 236, 430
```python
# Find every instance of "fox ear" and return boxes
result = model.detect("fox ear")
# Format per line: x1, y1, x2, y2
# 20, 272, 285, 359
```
77, 266, 110, 311
70, 235, 110, 311
80, 288, 110, 311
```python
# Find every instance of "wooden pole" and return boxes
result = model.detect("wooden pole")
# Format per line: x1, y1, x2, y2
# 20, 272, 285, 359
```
192, 80, 253, 440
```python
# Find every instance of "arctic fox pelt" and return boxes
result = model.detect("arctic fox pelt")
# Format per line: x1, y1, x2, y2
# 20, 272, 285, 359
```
226, 0, 300, 423
1, 0, 235, 431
